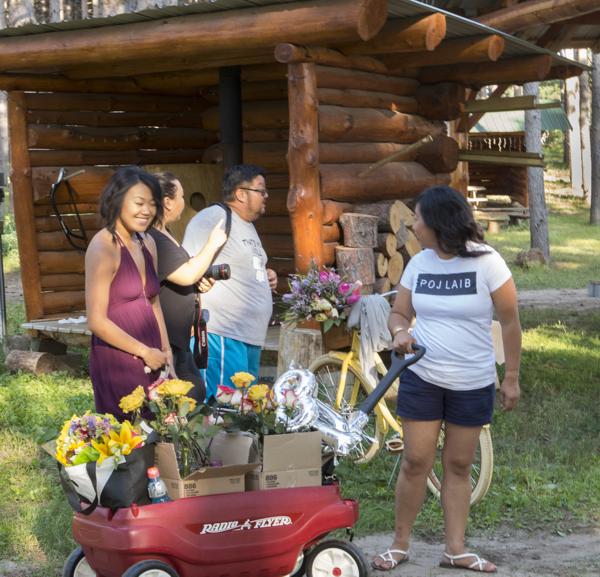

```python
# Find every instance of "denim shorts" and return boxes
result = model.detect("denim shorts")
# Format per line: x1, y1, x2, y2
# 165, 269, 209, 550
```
396, 369, 495, 427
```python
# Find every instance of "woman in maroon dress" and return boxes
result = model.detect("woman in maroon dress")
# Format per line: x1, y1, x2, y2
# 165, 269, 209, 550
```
86, 166, 172, 421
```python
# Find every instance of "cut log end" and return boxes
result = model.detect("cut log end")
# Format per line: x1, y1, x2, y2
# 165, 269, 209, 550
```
357, 0, 389, 41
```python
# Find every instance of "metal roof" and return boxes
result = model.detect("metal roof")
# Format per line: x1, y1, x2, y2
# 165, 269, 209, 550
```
0, 0, 586, 71
472, 106, 572, 133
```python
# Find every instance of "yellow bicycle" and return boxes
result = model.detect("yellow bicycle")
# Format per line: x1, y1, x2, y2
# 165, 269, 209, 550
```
308, 321, 494, 506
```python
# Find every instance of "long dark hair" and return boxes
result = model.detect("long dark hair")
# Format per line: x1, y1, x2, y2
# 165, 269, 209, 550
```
416, 185, 486, 258
154, 171, 179, 226
99, 166, 163, 236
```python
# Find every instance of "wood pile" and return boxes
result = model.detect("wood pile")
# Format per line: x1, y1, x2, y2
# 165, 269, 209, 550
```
335, 200, 422, 294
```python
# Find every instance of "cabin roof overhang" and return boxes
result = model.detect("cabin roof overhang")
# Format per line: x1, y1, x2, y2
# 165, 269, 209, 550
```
0, 0, 585, 94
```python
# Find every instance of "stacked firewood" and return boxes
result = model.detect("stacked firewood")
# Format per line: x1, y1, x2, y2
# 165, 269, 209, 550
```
336, 200, 421, 294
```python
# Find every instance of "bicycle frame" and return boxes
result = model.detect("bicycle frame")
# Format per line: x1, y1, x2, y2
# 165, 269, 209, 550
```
328, 330, 402, 439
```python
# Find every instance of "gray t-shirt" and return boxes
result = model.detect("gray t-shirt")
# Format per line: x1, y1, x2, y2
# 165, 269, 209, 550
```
182, 205, 273, 347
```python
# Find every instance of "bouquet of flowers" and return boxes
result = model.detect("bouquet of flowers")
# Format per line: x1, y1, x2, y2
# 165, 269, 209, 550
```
213, 372, 299, 444
119, 379, 216, 477
280, 263, 362, 332
56, 411, 145, 468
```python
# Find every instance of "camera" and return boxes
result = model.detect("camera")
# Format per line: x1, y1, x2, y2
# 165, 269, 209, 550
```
205, 263, 231, 280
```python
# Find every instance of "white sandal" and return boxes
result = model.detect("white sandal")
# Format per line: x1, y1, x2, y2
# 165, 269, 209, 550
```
440, 552, 497, 573
372, 548, 409, 572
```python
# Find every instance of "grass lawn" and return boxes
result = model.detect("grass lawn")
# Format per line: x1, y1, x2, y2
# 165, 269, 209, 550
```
487, 196, 600, 290
0, 199, 599, 575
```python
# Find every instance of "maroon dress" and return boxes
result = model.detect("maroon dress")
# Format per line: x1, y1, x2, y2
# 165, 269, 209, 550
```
90, 234, 162, 421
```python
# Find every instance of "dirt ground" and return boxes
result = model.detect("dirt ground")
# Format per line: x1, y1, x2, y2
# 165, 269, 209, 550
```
356, 527, 600, 576
1, 274, 598, 577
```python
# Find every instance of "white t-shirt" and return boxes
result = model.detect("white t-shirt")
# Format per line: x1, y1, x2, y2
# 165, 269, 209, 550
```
400, 244, 512, 390
182, 205, 273, 347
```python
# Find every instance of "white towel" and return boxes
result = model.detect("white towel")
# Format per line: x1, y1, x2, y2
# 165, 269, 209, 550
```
347, 294, 392, 387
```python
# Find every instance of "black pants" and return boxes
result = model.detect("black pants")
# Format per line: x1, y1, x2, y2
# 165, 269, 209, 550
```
172, 345, 206, 403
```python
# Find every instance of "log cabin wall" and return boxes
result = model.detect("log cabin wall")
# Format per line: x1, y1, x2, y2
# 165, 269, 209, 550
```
10, 89, 217, 321
282, 49, 464, 291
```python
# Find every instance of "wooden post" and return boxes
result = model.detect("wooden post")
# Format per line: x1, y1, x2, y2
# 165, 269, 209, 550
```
7, 91, 44, 320
219, 66, 243, 167
287, 62, 324, 272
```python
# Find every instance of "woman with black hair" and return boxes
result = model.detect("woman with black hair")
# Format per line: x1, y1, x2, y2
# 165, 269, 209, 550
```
86, 166, 172, 421
148, 172, 227, 402
373, 186, 521, 573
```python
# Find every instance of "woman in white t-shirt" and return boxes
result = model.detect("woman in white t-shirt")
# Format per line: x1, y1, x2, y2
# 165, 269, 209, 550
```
372, 186, 521, 574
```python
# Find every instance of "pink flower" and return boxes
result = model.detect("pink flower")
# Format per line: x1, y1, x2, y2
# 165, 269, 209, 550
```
347, 287, 362, 305
204, 414, 224, 426
230, 390, 243, 407
319, 270, 330, 283
339, 282, 351, 294
216, 384, 235, 404
163, 412, 176, 425
147, 377, 164, 401
240, 398, 255, 414
283, 388, 299, 408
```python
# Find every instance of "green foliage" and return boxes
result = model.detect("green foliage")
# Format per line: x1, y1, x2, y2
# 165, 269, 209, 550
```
489, 198, 600, 290
2, 212, 21, 273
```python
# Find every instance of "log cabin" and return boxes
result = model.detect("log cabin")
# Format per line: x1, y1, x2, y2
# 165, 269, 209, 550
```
0, 0, 585, 347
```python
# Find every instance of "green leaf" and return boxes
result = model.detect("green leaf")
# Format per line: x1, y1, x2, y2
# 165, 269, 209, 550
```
323, 318, 334, 332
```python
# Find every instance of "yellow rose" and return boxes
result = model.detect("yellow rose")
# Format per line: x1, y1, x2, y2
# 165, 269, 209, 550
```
119, 386, 146, 414
230, 372, 256, 389
247, 384, 270, 402
177, 396, 197, 412
157, 379, 194, 397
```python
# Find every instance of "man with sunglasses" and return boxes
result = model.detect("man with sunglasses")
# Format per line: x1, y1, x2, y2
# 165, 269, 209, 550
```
183, 164, 277, 398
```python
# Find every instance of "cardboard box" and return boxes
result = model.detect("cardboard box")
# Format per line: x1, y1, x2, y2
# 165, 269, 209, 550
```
155, 437, 259, 499
246, 431, 322, 491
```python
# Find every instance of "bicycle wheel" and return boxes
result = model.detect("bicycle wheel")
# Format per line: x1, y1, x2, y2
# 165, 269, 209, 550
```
426, 424, 494, 506
309, 354, 384, 464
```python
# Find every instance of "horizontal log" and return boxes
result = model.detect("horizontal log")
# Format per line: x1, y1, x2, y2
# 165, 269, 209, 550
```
375, 252, 388, 277
41, 273, 85, 291
322, 199, 353, 225
337, 14, 447, 55
387, 252, 405, 285
254, 217, 340, 242
315, 65, 419, 95
0, 0, 387, 71
27, 109, 205, 128
260, 234, 336, 264
320, 142, 414, 164
415, 135, 459, 174
353, 201, 402, 233
317, 87, 418, 112
268, 257, 297, 279
402, 229, 422, 258
395, 201, 416, 227
546, 64, 584, 81
319, 105, 444, 143
29, 149, 206, 168
4, 350, 75, 375
36, 214, 101, 234
28, 125, 217, 151
419, 55, 553, 86
244, 129, 292, 142
320, 162, 451, 201
37, 230, 99, 251
384, 35, 505, 69
242, 80, 288, 102
24, 92, 206, 113
32, 166, 113, 204
374, 277, 391, 294
0, 72, 215, 96
34, 202, 98, 217
377, 233, 398, 258
202, 141, 288, 172
203, 100, 289, 131
42, 290, 86, 315
39, 251, 85, 274
274, 43, 388, 74
415, 83, 466, 121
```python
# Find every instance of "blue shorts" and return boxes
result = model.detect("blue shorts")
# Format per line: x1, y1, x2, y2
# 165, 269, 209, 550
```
191, 334, 261, 400
396, 369, 495, 427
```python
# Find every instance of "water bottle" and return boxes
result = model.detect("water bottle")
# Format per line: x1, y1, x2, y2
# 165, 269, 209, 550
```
147, 466, 171, 503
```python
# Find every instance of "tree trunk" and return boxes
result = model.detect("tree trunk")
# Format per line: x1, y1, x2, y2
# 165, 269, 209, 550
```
591, 52, 600, 225
524, 81, 550, 261
352, 201, 402, 233
377, 233, 398, 258
578, 49, 592, 203
4, 350, 76, 375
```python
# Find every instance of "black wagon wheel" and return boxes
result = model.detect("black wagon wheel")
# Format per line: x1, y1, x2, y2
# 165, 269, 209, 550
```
122, 560, 179, 577
63, 547, 96, 577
